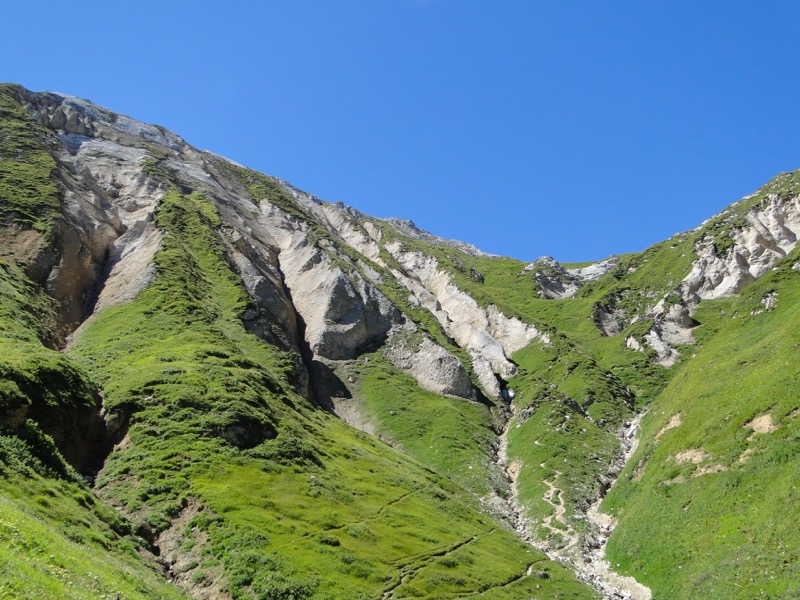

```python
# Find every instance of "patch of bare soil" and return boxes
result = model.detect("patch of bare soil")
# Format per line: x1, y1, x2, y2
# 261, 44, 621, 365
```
674, 449, 709, 465
746, 413, 778, 438
631, 458, 647, 482
0, 225, 43, 265
112, 433, 133, 452
737, 448, 755, 465
655, 412, 682, 441
330, 396, 379, 437
157, 499, 231, 600
693, 464, 727, 477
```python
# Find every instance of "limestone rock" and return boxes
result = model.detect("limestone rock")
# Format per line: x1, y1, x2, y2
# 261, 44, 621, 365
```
523, 255, 619, 300
681, 194, 800, 302
524, 256, 582, 299
384, 217, 492, 257
258, 202, 401, 361
636, 192, 800, 364
385, 333, 476, 400
384, 243, 548, 397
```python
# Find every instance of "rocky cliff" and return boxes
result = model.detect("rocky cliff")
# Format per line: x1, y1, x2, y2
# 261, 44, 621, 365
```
2, 83, 800, 600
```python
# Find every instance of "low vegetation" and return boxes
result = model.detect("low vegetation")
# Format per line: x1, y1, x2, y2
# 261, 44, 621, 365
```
603, 248, 800, 598
65, 190, 594, 598
3, 86, 800, 600
0, 84, 60, 233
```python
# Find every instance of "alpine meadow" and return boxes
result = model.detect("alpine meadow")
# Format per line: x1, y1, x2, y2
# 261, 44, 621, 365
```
1, 83, 799, 600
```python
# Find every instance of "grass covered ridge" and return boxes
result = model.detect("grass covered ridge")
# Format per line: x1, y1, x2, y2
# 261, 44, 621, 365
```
0, 207, 188, 598
0, 84, 60, 233
67, 190, 594, 598
603, 248, 800, 598
0, 463, 187, 599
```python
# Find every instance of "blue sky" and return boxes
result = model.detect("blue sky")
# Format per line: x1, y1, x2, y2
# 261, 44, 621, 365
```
5, 1, 800, 262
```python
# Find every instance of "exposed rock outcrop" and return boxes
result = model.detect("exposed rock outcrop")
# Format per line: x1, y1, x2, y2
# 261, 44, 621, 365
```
383, 242, 548, 397
681, 194, 800, 302
384, 331, 476, 400
258, 202, 402, 361
524, 256, 582, 299
384, 217, 492, 258
523, 255, 619, 300
302, 201, 550, 399
592, 295, 626, 337
631, 191, 800, 365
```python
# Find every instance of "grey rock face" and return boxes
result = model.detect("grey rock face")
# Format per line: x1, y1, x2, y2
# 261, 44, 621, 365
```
385, 333, 476, 400
680, 194, 800, 302
593, 297, 626, 337
384, 217, 493, 257
258, 202, 402, 361
9, 87, 680, 412
524, 256, 582, 299
633, 191, 800, 365
523, 255, 620, 300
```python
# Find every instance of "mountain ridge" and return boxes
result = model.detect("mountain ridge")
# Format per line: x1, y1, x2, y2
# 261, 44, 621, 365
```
1, 83, 799, 599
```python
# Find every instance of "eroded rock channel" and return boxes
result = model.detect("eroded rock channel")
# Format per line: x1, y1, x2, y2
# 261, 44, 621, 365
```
496, 409, 652, 600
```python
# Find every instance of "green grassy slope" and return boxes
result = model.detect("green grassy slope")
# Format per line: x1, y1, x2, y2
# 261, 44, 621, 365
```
603, 248, 800, 599
67, 191, 595, 599
354, 354, 502, 499
356, 171, 800, 581
0, 84, 60, 233
4, 83, 800, 599
0, 464, 187, 600
358, 223, 693, 529
0, 240, 188, 599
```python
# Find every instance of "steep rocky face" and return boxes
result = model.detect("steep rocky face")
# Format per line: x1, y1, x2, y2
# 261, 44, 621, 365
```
7, 86, 513, 409
258, 201, 401, 361
636, 187, 800, 365
383, 242, 546, 397
523, 255, 620, 300
681, 192, 800, 301
4, 84, 800, 600
384, 333, 476, 399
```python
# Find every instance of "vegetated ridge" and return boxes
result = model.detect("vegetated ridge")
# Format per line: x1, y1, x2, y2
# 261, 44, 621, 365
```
1, 83, 799, 599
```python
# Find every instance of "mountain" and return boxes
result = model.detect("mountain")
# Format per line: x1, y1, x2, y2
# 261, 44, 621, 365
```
0, 82, 798, 599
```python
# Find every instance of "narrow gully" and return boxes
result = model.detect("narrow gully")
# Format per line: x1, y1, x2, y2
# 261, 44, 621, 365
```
494, 406, 652, 600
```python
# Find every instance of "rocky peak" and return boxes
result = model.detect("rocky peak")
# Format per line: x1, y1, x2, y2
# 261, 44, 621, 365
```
384, 216, 494, 257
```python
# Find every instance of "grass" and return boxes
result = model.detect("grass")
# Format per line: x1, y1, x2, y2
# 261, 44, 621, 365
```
4, 88, 800, 598
603, 247, 800, 598
0, 206, 189, 597
0, 258, 103, 475
190, 422, 596, 599
201, 164, 800, 596
0, 465, 187, 600
65, 189, 594, 598
353, 353, 502, 499
354, 175, 798, 556
0, 84, 60, 233
366, 219, 689, 526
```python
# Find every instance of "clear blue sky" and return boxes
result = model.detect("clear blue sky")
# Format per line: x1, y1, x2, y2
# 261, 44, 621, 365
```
5, 1, 800, 262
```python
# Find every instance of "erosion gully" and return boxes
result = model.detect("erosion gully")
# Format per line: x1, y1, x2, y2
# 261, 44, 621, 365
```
495, 409, 652, 600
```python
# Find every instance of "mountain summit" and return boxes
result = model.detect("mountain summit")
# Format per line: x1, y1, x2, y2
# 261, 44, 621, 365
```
1, 83, 799, 599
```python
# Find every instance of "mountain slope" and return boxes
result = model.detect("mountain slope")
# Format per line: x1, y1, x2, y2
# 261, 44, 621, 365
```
604, 246, 800, 598
1, 82, 799, 599
0, 83, 593, 599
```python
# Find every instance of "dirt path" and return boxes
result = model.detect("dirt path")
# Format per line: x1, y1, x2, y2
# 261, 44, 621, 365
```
381, 531, 489, 599
540, 472, 580, 551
